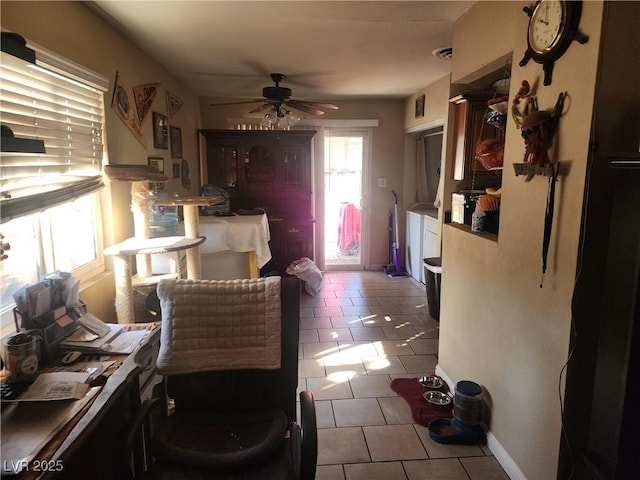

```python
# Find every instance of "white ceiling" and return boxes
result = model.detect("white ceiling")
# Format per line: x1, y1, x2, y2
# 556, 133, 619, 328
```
89, 1, 474, 103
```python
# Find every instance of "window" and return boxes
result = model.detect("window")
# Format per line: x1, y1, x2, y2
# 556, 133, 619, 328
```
0, 35, 108, 329
0, 194, 104, 317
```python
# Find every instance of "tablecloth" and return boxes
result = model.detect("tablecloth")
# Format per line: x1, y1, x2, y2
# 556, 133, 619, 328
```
190, 214, 272, 268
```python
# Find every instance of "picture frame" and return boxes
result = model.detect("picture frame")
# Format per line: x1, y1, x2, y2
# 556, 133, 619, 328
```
415, 95, 425, 118
170, 126, 183, 158
152, 112, 168, 149
172, 162, 181, 179
148, 156, 164, 174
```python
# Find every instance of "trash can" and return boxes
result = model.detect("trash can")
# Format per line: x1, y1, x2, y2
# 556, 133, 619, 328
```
423, 257, 442, 321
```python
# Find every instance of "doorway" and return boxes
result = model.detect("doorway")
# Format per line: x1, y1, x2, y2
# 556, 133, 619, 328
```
323, 131, 367, 270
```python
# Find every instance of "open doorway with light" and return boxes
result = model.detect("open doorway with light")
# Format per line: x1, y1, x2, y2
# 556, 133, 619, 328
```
323, 131, 367, 270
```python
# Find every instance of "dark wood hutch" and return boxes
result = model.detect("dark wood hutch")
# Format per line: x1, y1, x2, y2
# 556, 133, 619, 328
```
199, 129, 316, 274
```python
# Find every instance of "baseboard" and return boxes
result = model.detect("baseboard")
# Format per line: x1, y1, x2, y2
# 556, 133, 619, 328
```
434, 365, 456, 392
484, 430, 528, 479
435, 365, 528, 480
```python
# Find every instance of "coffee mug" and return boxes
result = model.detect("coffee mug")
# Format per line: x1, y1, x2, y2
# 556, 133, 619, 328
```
4, 333, 39, 383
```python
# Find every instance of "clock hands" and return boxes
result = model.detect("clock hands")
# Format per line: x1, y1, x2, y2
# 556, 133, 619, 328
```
538, 2, 549, 26
544, 2, 549, 24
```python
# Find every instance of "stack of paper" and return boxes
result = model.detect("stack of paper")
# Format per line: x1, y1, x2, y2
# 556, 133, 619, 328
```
10, 372, 90, 402
61, 313, 149, 354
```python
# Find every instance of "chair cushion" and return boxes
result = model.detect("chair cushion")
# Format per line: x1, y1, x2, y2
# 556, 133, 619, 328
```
156, 277, 282, 375
152, 409, 289, 469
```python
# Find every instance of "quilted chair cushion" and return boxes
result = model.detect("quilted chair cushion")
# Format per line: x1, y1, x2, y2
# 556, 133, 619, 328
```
156, 277, 282, 375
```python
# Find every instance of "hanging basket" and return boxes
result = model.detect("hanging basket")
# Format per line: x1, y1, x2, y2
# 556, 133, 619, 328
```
475, 138, 504, 170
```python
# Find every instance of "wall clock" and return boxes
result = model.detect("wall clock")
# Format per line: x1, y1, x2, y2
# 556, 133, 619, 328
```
519, 0, 588, 86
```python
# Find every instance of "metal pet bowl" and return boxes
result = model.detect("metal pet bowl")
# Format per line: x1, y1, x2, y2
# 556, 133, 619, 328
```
423, 391, 452, 409
418, 374, 444, 390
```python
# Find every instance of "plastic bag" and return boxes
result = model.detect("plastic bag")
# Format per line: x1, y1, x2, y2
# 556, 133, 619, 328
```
286, 257, 323, 296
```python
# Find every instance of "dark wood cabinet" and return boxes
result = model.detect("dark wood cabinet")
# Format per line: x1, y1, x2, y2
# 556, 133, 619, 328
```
199, 129, 316, 273
450, 94, 503, 187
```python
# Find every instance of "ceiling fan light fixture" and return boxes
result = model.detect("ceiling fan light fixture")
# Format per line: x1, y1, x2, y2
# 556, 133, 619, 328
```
213, 73, 338, 123
261, 106, 300, 130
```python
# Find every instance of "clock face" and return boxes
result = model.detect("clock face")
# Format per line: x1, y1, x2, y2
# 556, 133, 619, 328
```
529, 0, 566, 53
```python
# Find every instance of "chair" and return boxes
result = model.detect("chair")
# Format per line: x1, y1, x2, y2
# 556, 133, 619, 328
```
124, 276, 317, 480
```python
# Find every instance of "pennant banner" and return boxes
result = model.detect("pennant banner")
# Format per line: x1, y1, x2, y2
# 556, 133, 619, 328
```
111, 72, 145, 147
166, 91, 184, 119
133, 83, 160, 125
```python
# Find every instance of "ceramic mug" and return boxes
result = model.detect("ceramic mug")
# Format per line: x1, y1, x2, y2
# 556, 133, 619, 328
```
4, 333, 39, 383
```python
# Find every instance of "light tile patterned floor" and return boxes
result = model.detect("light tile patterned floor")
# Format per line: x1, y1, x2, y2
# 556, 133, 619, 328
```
298, 271, 509, 480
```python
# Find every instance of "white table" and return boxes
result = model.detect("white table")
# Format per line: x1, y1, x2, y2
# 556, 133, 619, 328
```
196, 214, 271, 279
152, 196, 224, 279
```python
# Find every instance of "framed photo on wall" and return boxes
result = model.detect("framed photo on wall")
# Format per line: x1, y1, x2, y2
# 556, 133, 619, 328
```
415, 95, 425, 118
170, 126, 183, 158
148, 156, 164, 174
172, 162, 181, 179
152, 112, 168, 149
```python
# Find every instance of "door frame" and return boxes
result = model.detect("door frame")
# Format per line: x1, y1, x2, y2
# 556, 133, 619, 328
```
312, 126, 372, 271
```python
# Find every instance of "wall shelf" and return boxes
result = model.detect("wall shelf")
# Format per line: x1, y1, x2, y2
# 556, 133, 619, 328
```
445, 222, 498, 243
513, 162, 559, 179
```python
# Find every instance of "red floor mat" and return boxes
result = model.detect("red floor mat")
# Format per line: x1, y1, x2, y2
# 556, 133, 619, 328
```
389, 377, 453, 427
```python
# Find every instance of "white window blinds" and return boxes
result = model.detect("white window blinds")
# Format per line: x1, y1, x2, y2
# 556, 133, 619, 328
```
0, 43, 109, 223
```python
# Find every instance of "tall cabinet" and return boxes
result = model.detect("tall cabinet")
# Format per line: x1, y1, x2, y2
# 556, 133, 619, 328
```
199, 129, 316, 273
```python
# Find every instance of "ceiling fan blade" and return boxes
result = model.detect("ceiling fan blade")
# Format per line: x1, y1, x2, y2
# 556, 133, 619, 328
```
293, 100, 339, 110
248, 102, 277, 114
209, 99, 264, 107
286, 100, 326, 116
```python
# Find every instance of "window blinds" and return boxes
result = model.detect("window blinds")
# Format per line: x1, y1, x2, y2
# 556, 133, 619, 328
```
0, 47, 108, 223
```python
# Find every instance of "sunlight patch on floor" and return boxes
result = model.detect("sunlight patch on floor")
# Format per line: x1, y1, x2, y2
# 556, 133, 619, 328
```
325, 370, 358, 383
313, 345, 341, 358
361, 354, 392, 371
360, 314, 394, 326
320, 342, 380, 367
313, 340, 390, 383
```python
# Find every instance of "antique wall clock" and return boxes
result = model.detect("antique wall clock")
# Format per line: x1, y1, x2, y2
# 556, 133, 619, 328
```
519, 0, 588, 86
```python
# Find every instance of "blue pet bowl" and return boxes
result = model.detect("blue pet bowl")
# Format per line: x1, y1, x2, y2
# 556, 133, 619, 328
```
427, 418, 460, 444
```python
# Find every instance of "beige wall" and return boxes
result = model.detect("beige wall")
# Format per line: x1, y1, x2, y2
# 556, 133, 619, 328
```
451, 1, 519, 85
404, 73, 451, 131
2, 1, 202, 323
200, 98, 406, 269
401, 74, 451, 256
430, 1, 605, 478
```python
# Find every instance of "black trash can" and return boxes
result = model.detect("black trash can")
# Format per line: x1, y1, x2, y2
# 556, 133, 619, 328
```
423, 257, 442, 321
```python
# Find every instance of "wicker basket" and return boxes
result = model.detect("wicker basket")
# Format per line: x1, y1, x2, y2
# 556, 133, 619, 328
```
475, 138, 504, 170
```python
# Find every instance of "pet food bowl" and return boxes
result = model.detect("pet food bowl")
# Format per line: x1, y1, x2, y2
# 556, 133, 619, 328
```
418, 374, 444, 390
423, 391, 452, 409
427, 418, 460, 444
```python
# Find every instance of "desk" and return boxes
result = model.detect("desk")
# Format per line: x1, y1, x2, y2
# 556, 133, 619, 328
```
1, 325, 161, 479
197, 214, 271, 279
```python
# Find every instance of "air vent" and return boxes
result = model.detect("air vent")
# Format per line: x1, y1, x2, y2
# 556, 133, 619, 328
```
432, 47, 453, 60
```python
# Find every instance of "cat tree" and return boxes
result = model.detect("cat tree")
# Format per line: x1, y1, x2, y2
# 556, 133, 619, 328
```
103, 165, 217, 323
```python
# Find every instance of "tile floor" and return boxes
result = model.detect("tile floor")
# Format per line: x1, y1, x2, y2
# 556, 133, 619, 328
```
298, 270, 510, 480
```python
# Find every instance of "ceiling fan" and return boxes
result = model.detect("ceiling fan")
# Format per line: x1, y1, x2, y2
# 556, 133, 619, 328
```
209, 73, 339, 117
